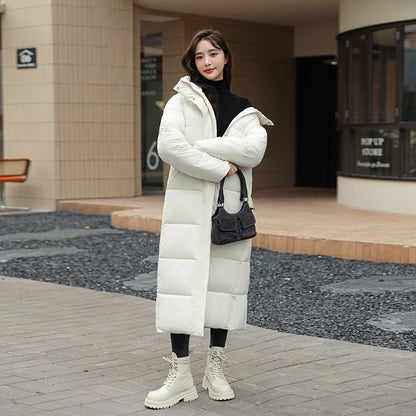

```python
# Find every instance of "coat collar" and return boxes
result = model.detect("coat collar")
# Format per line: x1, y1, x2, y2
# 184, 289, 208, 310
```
173, 76, 208, 112
173, 76, 274, 127
174, 76, 216, 134
234, 107, 274, 127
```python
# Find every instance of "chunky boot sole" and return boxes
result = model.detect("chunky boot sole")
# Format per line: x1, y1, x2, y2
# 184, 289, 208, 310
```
144, 386, 198, 409
202, 376, 235, 401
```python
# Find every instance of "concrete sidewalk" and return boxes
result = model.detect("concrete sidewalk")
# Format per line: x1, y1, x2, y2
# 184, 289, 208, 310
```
1, 276, 415, 416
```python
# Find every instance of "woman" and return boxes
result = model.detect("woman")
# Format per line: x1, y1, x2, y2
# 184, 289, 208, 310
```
145, 28, 273, 409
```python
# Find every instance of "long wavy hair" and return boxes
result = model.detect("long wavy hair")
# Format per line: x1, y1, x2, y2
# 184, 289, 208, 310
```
181, 29, 233, 115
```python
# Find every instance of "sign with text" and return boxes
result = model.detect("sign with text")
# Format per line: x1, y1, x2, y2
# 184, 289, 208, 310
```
17, 48, 37, 69
353, 129, 400, 177
356, 136, 391, 169
141, 56, 159, 82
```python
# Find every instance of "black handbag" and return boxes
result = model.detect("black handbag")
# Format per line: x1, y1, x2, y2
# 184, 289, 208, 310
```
211, 168, 256, 245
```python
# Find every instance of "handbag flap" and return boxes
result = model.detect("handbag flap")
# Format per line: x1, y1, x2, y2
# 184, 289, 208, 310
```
218, 214, 237, 231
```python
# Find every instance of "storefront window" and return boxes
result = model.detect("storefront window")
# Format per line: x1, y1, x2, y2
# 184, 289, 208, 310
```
337, 20, 416, 180
371, 29, 396, 123
403, 25, 416, 121
405, 129, 416, 177
338, 39, 349, 124
351, 33, 367, 123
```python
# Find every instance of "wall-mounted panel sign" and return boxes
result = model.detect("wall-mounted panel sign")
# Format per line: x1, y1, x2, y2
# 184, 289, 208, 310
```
17, 48, 37, 69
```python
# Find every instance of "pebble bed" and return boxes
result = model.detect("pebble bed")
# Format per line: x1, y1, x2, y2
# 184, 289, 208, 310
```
1, 211, 416, 352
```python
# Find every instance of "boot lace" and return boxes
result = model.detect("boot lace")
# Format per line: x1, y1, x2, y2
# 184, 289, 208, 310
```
209, 349, 227, 380
162, 355, 178, 387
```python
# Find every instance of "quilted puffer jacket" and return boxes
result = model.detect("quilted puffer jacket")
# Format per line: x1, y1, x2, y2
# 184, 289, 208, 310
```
156, 76, 273, 337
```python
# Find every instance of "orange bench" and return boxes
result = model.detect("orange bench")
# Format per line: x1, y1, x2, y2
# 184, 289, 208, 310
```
0, 158, 31, 208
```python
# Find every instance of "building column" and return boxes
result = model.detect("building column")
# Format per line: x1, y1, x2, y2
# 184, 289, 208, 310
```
2, 0, 137, 210
2, 1, 56, 209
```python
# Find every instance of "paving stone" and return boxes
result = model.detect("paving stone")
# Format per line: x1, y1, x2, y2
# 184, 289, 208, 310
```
355, 406, 416, 416
351, 393, 414, 411
280, 405, 348, 416
230, 380, 270, 396
83, 398, 138, 415
83, 385, 135, 399
321, 275, 416, 294
387, 376, 416, 389
0, 401, 49, 416
9, 380, 60, 395
0, 228, 121, 242
50, 375, 116, 390
274, 384, 331, 400
293, 379, 358, 394
367, 311, 416, 333
0, 248, 84, 262
0, 376, 27, 386
259, 393, 311, 409
46, 405, 108, 416
304, 396, 368, 415
313, 370, 373, 385
143, 255, 158, 264
365, 384, 416, 402
33, 394, 102, 410
16, 389, 84, 406
0, 385, 31, 399
123, 270, 157, 291
223, 397, 266, 413
341, 375, 399, 390
366, 362, 416, 378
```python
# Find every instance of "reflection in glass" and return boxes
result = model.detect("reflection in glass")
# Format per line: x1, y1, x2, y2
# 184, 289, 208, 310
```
403, 25, 416, 120
353, 129, 400, 176
351, 33, 367, 123
371, 29, 396, 122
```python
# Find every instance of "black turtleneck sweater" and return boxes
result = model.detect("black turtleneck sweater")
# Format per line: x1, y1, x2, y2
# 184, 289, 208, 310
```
209, 79, 252, 137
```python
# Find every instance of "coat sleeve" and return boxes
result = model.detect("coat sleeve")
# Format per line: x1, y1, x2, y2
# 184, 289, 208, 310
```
194, 113, 268, 168
157, 94, 230, 182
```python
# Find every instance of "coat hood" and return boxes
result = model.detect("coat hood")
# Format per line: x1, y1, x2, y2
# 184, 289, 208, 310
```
173, 76, 274, 127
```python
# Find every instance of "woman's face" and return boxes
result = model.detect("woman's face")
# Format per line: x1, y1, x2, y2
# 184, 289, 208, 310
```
194, 39, 228, 82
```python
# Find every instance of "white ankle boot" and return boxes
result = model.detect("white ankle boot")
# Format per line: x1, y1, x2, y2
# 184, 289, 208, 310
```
144, 353, 198, 409
202, 346, 235, 400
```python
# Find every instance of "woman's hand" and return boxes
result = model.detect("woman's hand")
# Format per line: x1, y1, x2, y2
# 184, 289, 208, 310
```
226, 162, 238, 176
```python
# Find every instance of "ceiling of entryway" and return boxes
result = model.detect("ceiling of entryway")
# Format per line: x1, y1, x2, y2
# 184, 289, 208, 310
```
134, 0, 339, 25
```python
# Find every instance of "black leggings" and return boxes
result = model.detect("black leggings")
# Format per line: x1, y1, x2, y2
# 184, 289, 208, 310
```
170, 329, 228, 358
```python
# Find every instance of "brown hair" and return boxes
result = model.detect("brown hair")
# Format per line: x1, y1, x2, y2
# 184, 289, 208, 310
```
181, 29, 232, 115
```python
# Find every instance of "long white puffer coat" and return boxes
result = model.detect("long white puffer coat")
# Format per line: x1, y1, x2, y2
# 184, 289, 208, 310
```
156, 76, 273, 337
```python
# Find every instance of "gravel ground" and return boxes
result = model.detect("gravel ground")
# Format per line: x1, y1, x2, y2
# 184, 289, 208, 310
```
1, 211, 416, 352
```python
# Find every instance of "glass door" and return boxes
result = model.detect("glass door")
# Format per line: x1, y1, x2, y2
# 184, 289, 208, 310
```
141, 32, 163, 192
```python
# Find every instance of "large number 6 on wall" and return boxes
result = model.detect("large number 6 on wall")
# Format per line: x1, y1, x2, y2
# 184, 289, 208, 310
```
146, 141, 160, 171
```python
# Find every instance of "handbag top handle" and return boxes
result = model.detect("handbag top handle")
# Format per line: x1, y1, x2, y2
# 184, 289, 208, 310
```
217, 168, 248, 207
